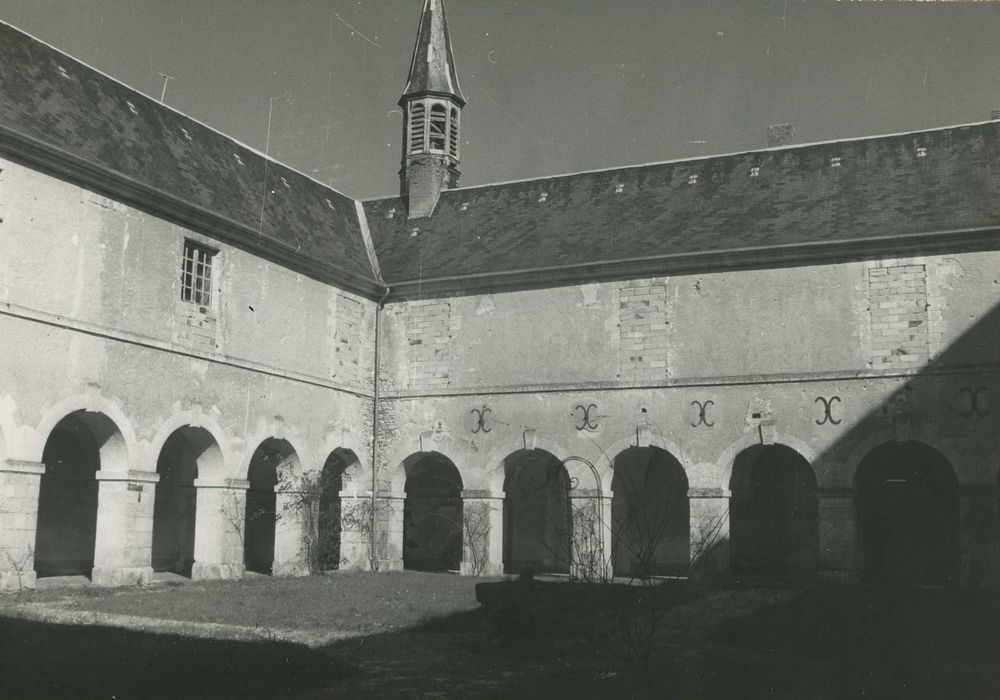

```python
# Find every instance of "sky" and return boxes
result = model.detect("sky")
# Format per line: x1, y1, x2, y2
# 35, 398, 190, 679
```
1, 0, 999, 199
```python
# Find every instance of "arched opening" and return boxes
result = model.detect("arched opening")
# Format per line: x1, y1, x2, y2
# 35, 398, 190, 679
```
35, 411, 123, 578
316, 448, 360, 571
429, 103, 447, 152
408, 102, 425, 153
729, 444, 818, 583
502, 450, 572, 575
402, 452, 463, 572
244, 439, 297, 575
448, 107, 459, 158
151, 428, 219, 577
611, 447, 689, 578
857, 441, 958, 588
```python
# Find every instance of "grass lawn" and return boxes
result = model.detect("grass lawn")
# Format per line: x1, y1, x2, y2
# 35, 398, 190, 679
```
11, 570, 497, 634
710, 587, 1000, 699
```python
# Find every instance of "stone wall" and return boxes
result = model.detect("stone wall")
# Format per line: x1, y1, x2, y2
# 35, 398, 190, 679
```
0, 157, 377, 588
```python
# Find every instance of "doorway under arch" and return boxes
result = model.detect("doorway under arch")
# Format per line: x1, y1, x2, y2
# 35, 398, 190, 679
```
402, 452, 463, 572
502, 449, 572, 575
151, 427, 219, 577
729, 444, 818, 583
611, 446, 689, 578
316, 448, 360, 571
35, 411, 124, 578
244, 438, 298, 575
857, 441, 958, 588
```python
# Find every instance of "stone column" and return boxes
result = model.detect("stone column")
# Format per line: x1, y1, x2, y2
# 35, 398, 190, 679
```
0, 460, 45, 590
191, 477, 248, 580
339, 491, 376, 571
459, 490, 504, 577
273, 488, 311, 577
958, 485, 1000, 590
688, 488, 731, 583
377, 493, 405, 572
92, 469, 159, 586
570, 490, 613, 581
817, 488, 859, 584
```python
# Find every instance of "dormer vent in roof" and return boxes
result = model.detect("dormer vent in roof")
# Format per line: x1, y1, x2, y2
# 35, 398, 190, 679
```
398, 0, 466, 219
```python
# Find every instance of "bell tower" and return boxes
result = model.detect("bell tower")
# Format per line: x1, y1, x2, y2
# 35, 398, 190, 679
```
398, 0, 466, 219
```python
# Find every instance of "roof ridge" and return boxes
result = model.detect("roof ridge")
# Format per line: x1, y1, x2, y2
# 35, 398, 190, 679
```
360, 118, 1000, 202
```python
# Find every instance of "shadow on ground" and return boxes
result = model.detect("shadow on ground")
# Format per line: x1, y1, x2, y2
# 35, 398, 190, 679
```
3, 585, 998, 699
707, 587, 1000, 700
0, 618, 355, 700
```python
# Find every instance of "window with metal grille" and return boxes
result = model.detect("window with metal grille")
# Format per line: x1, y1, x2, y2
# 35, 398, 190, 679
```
449, 108, 459, 158
429, 104, 447, 152
408, 103, 425, 153
181, 240, 215, 307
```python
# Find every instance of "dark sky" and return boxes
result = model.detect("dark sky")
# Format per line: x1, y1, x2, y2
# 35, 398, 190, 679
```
2, 0, 999, 199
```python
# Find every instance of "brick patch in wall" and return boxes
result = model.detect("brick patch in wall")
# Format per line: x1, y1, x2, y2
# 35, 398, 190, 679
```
618, 282, 670, 382
332, 294, 363, 384
868, 263, 929, 369
407, 300, 452, 389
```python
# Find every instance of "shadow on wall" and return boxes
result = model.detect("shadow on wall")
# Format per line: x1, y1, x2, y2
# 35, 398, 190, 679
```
808, 297, 1000, 589
681, 299, 998, 589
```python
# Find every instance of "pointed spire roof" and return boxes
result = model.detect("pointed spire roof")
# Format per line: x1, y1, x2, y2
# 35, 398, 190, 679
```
399, 0, 466, 107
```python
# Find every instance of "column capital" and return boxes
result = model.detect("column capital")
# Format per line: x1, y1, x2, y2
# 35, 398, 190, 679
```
958, 484, 998, 498
461, 490, 505, 500
96, 469, 159, 484
689, 487, 730, 499
193, 477, 249, 490
817, 487, 855, 498
0, 459, 45, 476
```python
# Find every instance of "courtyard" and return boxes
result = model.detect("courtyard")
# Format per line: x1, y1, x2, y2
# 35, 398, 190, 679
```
1, 572, 997, 699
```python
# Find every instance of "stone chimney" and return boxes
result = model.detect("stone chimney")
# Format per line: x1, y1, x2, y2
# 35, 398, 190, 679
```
767, 124, 795, 148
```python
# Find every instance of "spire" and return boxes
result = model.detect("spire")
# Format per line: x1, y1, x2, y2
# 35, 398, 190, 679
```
399, 0, 466, 108
397, 0, 466, 218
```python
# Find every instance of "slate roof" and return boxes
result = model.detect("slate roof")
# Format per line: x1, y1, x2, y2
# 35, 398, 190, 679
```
399, 0, 466, 106
2, 20, 998, 303
364, 121, 1000, 295
0, 21, 380, 294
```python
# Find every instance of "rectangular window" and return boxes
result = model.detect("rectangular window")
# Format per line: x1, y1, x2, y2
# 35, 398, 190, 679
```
181, 240, 215, 308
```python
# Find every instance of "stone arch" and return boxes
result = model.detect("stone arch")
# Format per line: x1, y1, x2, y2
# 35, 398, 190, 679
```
31, 393, 136, 469
315, 447, 363, 571
502, 448, 572, 575
484, 435, 573, 494
34, 409, 128, 579
400, 451, 464, 572
856, 440, 959, 587
610, 446, 690, 578
717, 431, 820, 492
728, 443, 819, 583
242, 420, 309, 484
243, 438, 301, 575
318, 430, 371, 496
151, 426, 222, 577
842, 425, 971, 490
148, 411, 231, 480
599, 433, 695, 495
